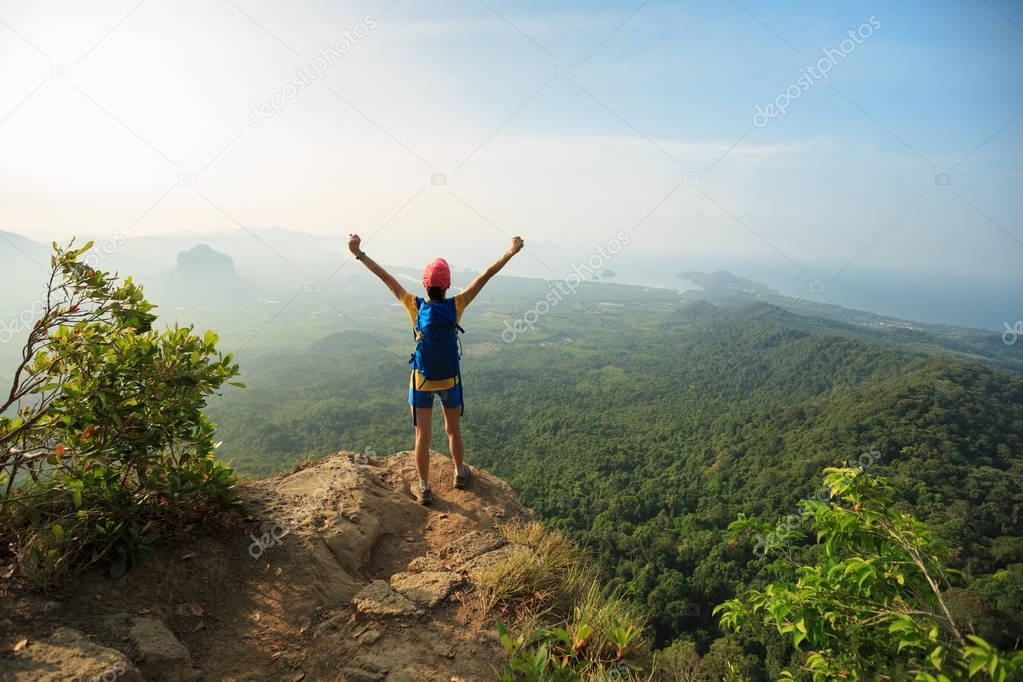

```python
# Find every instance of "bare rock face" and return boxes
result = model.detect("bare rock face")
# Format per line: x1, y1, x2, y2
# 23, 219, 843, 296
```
390, 571, 463, 608
127, 617, 201, 682
352, 580, 419, 617
406, 556, 446, 573
358, 629, 381, 646
438, 530, 507, 565
457, 544, 531, 578
5, 627, 144, 682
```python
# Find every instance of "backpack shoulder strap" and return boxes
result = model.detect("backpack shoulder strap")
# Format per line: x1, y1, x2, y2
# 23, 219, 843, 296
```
413, 296, 425, 336
443, 298, 465, 333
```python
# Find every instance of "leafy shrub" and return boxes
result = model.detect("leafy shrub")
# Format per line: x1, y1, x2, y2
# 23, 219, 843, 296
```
716, 467, 1023, 680
0, 242, 241, 586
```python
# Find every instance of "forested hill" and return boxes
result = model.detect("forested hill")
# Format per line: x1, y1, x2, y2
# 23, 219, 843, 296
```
481, 303, 1021, 636
208, 300, 1023, 675
681, 273, 1023, 375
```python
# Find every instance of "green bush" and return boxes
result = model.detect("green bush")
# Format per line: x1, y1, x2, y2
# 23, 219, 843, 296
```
0, 242, 241, 586
716, 467, 1023, 680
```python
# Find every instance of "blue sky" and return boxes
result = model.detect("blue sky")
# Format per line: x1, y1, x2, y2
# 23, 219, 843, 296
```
1, 0, 1021, 298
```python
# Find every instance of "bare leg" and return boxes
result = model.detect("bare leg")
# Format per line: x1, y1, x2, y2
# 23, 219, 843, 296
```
442, 406, 464, 471
413, 407, 433, 483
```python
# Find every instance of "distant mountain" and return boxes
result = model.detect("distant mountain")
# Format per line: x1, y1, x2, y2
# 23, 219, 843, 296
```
176, 244, 236, 275
0, 231, 49, 278
145, 245, 258, 308
680, 270, 774, 296
109, 228, 345, 285
0, 232, 53, 339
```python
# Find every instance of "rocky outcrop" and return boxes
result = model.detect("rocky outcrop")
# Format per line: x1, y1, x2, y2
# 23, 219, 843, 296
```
4, 627, 143, 682
389, 571, 462, 609
352, 580, 420, 617
127, 617, 200, 682
439, 530, 508, 565
1, 451, 534, 682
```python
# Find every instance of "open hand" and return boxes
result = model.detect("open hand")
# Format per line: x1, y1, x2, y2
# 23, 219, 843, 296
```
347, 233, 362, 256
509, 236, 524, 256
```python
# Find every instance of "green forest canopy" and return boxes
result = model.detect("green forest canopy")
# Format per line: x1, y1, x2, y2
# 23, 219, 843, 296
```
207, 297, 1023, 675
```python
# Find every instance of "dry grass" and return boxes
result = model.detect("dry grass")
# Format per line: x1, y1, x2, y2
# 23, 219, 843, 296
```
475, 521, 591, 615
478, 520, 653, 678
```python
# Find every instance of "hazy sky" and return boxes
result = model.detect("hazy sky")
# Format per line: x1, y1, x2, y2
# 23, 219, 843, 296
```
2, 0, 1021, 282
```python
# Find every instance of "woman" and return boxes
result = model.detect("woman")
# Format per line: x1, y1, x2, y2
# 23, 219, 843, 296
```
347, 234, 525, 504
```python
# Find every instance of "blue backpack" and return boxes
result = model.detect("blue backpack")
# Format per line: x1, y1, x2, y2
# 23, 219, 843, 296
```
409, 297, 465, 421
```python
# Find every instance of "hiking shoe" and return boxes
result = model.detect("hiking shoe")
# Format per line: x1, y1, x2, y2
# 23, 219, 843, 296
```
411, 481, 433, 505
454, 465, 471, 490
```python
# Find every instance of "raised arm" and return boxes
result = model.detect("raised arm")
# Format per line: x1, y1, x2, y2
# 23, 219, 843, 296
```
460, 236, 524, 307
348, 234, 407, 301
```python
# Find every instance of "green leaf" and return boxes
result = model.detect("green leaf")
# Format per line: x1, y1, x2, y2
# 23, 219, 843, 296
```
968, 656, 987, 676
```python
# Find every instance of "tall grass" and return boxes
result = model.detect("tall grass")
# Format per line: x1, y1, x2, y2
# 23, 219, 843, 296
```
478, 521, 653, 681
